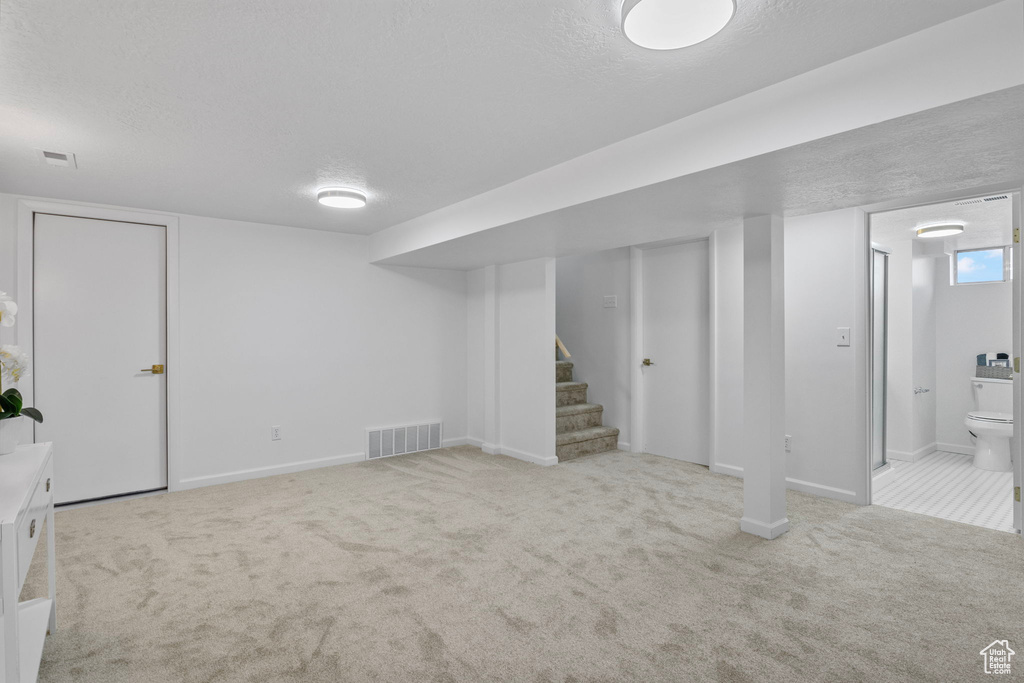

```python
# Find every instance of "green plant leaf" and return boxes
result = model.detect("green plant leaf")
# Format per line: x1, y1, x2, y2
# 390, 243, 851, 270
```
0, 395, 16, 414
1, 388, 22, 413
19, 407, 43, 423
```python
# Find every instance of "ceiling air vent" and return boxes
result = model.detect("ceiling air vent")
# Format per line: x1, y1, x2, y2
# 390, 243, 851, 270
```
954, 194, 1008, 206
38, 150, 77, 168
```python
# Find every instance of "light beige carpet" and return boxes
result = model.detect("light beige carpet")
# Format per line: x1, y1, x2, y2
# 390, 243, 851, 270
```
23, 446, 1024, 682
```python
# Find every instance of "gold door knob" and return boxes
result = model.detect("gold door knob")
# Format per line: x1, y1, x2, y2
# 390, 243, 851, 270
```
141, 365, 165, 374
642, 358, 653, 366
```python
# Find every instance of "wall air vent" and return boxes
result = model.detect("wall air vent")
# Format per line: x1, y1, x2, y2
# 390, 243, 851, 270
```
366, 421, 442, 460
38, 150, 77, 168
954, 194, 1008, 206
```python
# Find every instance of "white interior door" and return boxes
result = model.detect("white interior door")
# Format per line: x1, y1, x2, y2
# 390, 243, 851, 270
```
642, 240, 710, 463
34, 213, 168, 504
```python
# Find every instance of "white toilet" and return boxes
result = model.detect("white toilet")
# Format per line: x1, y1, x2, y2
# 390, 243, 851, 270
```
964, 377, 1013, 472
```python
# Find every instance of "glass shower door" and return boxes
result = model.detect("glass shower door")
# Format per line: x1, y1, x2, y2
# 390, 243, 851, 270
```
871, 247, 890, 471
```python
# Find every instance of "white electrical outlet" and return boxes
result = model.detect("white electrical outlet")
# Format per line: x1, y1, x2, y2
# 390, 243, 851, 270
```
603, 295, 618, 309
785, 435, 793, 452
271, 425, 282, 441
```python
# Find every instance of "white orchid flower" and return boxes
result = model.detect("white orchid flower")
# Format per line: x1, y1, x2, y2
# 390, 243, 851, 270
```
0, 292, 16, 327
0, 345, 29, 385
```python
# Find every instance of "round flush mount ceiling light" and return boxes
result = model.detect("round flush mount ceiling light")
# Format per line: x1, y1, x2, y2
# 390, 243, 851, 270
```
621, 0, 735, 51
317, 187, 367, 209
916, 222, 965, 239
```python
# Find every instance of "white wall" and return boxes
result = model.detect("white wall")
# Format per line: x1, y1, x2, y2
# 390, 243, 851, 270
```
465, 258, 556, 465
884, 240, 915, 457
910, 245, 937, 455
710, 226, 744, 475
883, 239, 940, 461
555, 248, 631, 448
709, 209, 868, 504
783, 209, 868, 504
935, 258, 1012, 453
0, 193, 469, 488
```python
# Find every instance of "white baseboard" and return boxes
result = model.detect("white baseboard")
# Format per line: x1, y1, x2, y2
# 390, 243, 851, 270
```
707, 464, 859, 503
937, 442, 975, 456
442, 436, 472, 448
176, 452, 365, 491
871, 463, 898, 494
481, 442, 500, 455
617, 441, 631, 452
740, 516, 791, 539
499, 445, 559, 467
462, 436, 485, 449
786, 477, 858, 503
711, 463, 744, 478
888, 442, 937, 462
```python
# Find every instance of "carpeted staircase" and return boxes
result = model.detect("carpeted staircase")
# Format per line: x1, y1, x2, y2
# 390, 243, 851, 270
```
556, 360, 620, 461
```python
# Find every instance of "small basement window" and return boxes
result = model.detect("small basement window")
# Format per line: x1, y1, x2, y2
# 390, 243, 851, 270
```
953, 246, 1010, 285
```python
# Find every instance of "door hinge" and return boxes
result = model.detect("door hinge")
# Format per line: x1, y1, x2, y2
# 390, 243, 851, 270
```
1015, 228, 1021, 244
1015, 357, 1021, 374
1016, 486, 1021, 503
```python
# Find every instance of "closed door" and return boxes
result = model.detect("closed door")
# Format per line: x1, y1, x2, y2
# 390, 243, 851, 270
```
34, 213, 167, 504
642, 240, 710, 463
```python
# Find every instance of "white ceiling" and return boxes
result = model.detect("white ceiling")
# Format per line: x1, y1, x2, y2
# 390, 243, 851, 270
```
871, 192, 1015, 252
0, 0, 1001, 234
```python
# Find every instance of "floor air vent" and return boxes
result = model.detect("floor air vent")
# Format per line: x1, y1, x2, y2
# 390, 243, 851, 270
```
367, 422, 442, 460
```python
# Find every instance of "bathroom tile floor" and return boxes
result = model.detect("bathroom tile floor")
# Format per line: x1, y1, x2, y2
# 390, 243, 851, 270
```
874, 450, 1014, 533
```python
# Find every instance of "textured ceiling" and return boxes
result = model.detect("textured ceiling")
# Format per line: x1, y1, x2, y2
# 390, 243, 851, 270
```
0, 0, 1001, 234
871, 194, 1015, 252
377, 87, 1024, 269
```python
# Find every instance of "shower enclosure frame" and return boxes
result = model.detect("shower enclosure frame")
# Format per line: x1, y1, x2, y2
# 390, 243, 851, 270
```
869, 244, 890, 475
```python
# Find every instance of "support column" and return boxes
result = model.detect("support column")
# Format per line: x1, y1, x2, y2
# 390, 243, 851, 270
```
482, 265, 501, 454
740, 215, 789, 539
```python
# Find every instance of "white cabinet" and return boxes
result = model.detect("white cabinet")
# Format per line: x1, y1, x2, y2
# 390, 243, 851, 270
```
0, 443, 56, 683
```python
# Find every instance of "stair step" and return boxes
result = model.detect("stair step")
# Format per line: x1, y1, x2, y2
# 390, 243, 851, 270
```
556, 403, 603, 434
555, 360, 574, 383
555, 381, 588, 407
556, 403, 602, 416
556, 426, 620, 461
556, 426, 619, 447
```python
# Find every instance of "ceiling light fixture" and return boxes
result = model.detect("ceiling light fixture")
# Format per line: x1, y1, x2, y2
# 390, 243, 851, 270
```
317, 187, 367, 209
621, 0, 735, 51
916, 223, 965, 239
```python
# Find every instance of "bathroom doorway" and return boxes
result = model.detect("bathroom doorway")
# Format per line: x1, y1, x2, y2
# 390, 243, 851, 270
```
868, 192, 1020, 533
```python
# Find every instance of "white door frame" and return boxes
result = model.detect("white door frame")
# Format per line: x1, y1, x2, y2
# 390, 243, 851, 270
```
16, 199, 182, 493
629, 238, 713, 462
1013, 191, 1022, 534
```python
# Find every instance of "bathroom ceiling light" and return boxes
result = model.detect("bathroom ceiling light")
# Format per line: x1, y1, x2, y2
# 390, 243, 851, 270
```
916, 223, 965, 239
621, 0, 735, 51
317, 187, 367, 209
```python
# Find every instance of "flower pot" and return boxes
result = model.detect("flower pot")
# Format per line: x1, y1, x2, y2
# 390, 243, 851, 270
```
0, 417, 21, 455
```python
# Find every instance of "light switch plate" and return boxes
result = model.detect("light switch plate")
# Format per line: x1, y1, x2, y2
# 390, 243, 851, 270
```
837, 327, 851, 347
603, 295, 617, 309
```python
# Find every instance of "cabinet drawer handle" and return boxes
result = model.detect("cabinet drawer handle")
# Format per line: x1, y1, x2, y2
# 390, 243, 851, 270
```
46, 478, 51, 492
29, 519, 36, 538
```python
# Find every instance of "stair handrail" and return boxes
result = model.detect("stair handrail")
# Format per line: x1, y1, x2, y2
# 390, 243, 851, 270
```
555, 335, 571, 360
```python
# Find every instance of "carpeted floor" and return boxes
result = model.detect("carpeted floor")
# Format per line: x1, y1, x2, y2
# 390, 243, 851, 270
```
23, 446, 1024, 682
